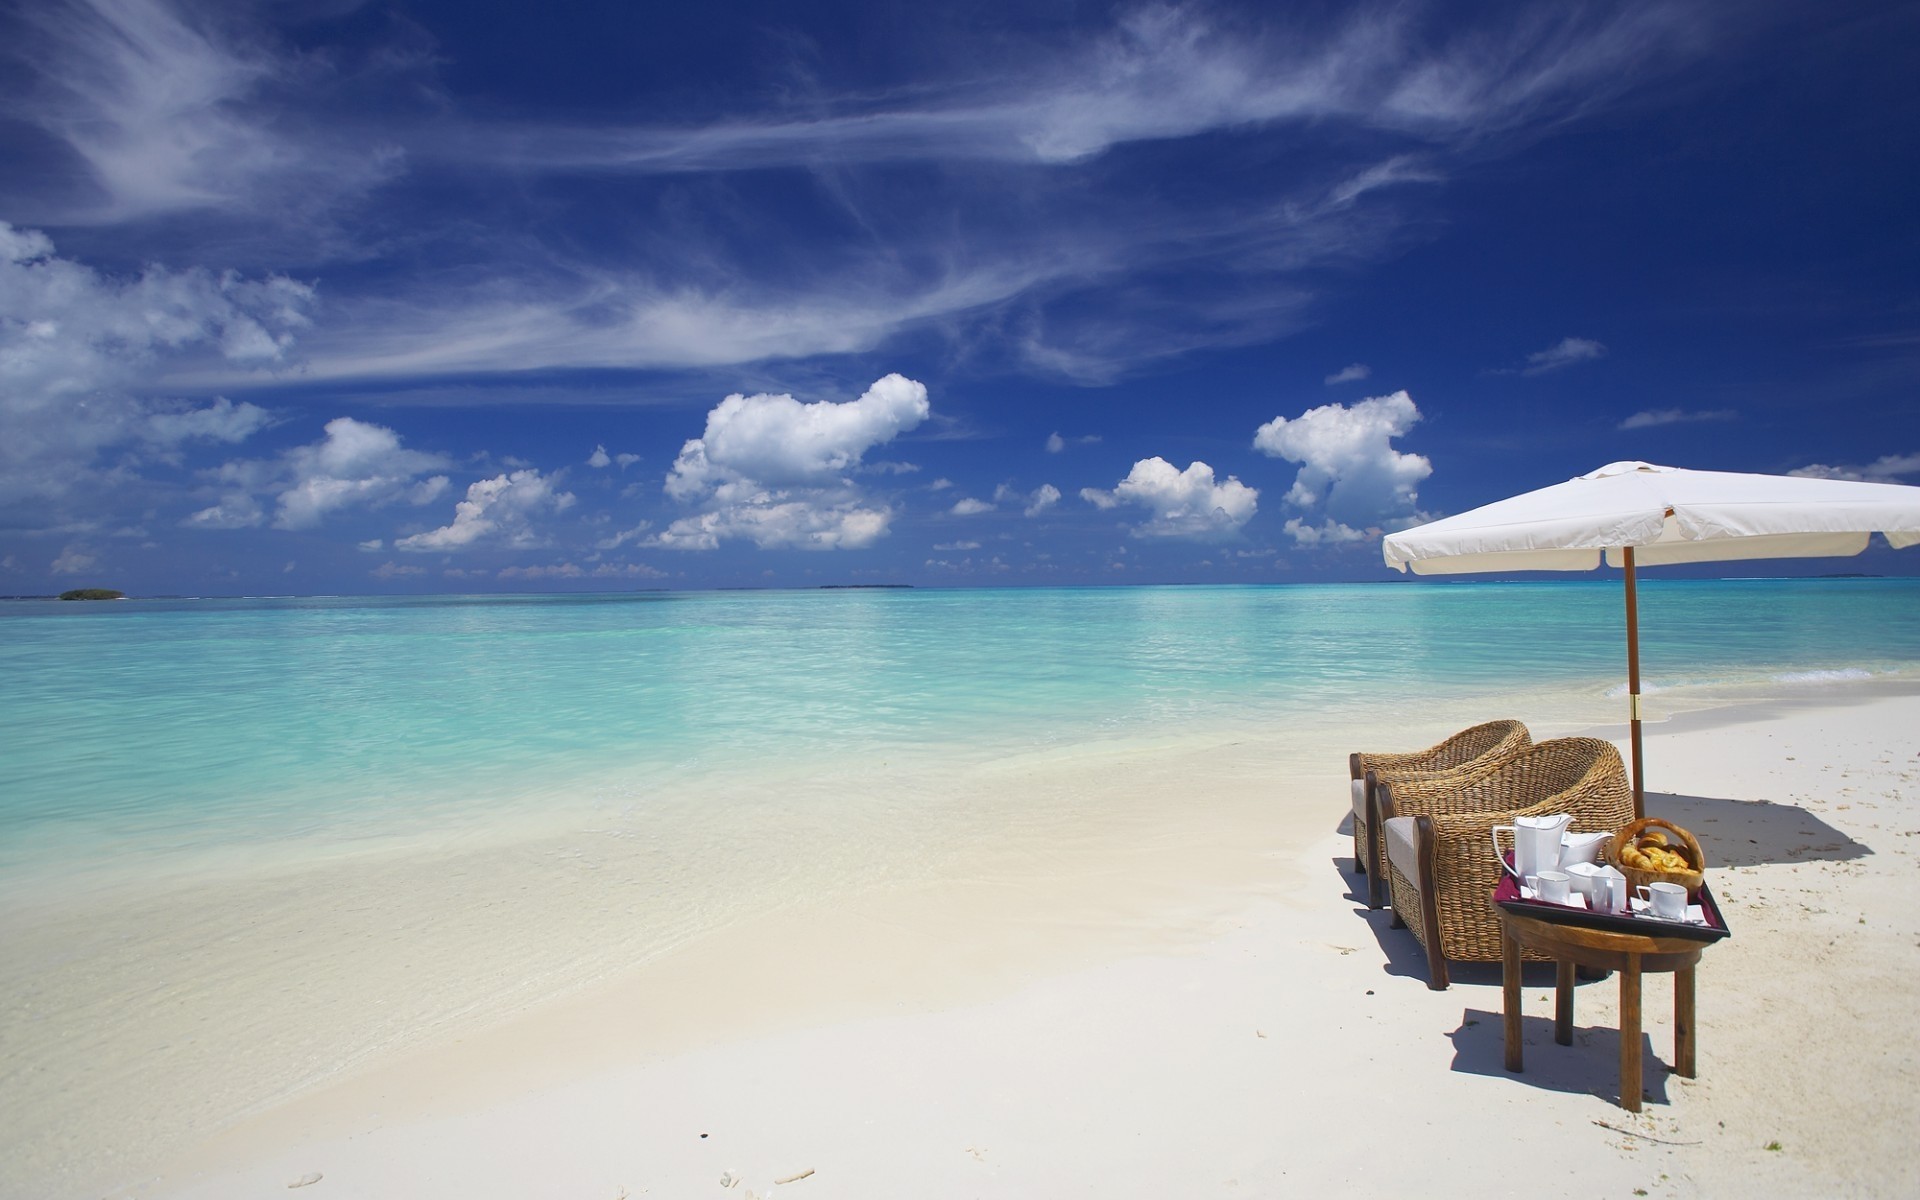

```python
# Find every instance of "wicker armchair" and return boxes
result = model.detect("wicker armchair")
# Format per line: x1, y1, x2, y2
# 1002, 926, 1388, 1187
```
1350, 719, 1531, 908
1374, 737, 1634, 990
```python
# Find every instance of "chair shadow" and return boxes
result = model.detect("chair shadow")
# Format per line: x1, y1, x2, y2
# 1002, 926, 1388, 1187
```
1448, 1006, 1674, 1107
1332, 853, 1565, 987
1644, 791, 1870, 866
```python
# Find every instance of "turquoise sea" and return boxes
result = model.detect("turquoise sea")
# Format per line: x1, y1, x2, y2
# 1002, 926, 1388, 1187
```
4, 579, 1919, 897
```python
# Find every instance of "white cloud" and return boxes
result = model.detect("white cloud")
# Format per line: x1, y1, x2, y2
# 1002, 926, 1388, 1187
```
1324, 363, 1371, 385
261, 418, 451, 531
587, 444, 612, 468
396, 469, 577, 552
182, 492, 263, 529
590, 561, 666, 579
1283, 517, 1368, 547
498, 562, 584, 580
1513, 336, 1607, 376
7, 0, 404, 225
1254, 390, 1431, 531
933, 540, 981, 551
1080, 457, 1258, 541
1619, 408, 1737, 430
0, 221, 311, 513
655, 374, 929, 551
51, 545, 98, 575
595, 522, 654, 551
1045, 432, 1102, 454
371, 561, 425, 579
615, 452, 643, 468
951, 497, 994, 516
1024, 484, 1062, 517
1789, 453, 1920, 483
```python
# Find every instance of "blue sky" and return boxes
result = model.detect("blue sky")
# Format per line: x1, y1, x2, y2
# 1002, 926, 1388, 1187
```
2, 0, 1916, 593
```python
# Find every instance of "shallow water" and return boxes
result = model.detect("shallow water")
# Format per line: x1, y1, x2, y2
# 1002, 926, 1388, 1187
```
4, 579, 1918, 894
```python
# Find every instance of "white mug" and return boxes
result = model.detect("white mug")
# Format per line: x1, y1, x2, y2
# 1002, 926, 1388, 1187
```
1535, 870, 1572, 905
1637, 881, 1687, 920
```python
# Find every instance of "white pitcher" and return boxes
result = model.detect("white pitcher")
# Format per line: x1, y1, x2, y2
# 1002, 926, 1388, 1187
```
1492, 812, 1573, 879
1560, 830, 1611, 867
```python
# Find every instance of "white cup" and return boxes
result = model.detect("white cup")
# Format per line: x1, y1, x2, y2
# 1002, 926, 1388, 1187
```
1535, 870, 1573, 905
1600, 870, 1628, 914
1637, 881, 1687, 920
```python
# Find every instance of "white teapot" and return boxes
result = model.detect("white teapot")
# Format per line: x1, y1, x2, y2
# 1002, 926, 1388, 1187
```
1492, 812, 1573, 879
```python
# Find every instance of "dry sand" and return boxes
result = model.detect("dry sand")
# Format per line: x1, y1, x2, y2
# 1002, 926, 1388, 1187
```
30, 688, 1920, 1198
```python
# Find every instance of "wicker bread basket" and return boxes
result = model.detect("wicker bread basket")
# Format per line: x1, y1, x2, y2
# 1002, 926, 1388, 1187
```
1606, 817, 1706, 896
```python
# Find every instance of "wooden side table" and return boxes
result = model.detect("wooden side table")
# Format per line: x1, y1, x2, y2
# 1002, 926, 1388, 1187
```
1496, 909, 1709, 1112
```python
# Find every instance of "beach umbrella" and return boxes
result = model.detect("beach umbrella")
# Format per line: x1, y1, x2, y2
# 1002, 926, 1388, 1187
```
1380, 460, 1920, 815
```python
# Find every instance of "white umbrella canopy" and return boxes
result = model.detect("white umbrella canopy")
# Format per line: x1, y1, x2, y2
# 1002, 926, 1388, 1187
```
1381, 461, 1920, 812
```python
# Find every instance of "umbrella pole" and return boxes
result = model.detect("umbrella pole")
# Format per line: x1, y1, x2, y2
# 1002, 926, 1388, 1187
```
1623, 546, 1645, 817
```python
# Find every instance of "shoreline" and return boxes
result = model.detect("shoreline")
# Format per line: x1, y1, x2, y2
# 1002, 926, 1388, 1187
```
140, 683, 1920, 1199
7, 680, 1920, 1197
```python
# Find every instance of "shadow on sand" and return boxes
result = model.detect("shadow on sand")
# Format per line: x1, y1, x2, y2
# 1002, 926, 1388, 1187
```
1446, 1006, 1677, 1108
1642, 790, 1870, 867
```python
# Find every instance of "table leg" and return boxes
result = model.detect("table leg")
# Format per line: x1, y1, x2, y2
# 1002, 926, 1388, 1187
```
1555, 958, 1575, 1045
1503, 928, 1523, 1073
1675, 964, 1696, 1078
1619, 955, 1643, 1112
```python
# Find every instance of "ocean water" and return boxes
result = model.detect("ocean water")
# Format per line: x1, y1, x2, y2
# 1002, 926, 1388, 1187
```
4, 578, 1918, 896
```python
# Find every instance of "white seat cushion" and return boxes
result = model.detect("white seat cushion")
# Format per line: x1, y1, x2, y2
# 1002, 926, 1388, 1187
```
1350, 777, 1368, 821
1384, 815, 1422, 892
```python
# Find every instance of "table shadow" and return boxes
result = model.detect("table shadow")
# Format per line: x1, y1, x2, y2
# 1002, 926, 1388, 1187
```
1448, 1006, 1675, 1107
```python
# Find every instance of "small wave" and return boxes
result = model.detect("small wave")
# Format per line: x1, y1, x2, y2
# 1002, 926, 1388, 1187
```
1772, 668, 1875, 684
1604, 681, 1669, 699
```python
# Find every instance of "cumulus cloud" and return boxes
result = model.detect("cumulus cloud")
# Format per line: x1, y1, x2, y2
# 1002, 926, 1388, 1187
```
371, 561, 425, 578
587, 445, 611, 468
0, 221, 312, 513
1080, 458, 1258, 541
396, 469, 576, 552
1253, 390, 1431, 535
1283, 517, 1369, 547
1789, 453, 1920, 483
254, 417, 451, 531
498, 561, 584, 580
1619, 407, 1736, 430
1024, 483, 1062, 517
950, 497, 994, 516
182, 492, 264, 529
51, 545, 99, 575
1045, 431, 1102, 454
1506, 336, 1607, 375
590, 561, 666, 579
1324, 363, 1371, 385
654, 374, 930, 551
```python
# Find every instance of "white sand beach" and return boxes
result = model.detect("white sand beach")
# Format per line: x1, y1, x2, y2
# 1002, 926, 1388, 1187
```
13, 687, 1920, 1199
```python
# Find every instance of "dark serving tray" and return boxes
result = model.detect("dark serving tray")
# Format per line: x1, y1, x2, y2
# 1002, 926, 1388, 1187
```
1492, 863, 1733, 944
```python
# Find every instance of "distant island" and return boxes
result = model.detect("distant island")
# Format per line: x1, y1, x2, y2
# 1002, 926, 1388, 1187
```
58, 588, 126, 601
